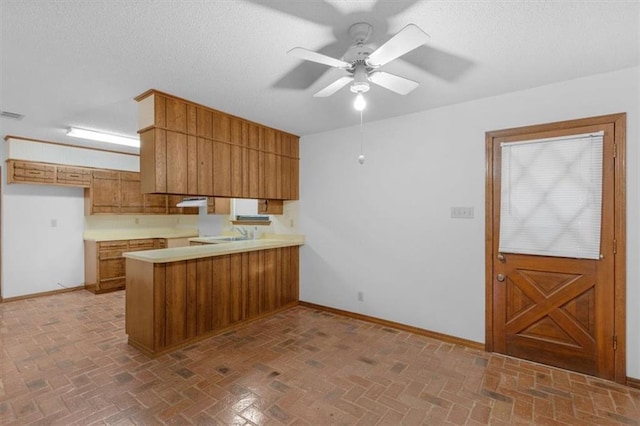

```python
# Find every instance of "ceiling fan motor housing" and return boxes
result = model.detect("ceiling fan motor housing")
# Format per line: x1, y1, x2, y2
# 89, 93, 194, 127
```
350, 61, 370, 93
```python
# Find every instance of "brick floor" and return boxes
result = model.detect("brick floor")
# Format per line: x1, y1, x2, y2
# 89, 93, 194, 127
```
1, 290, 638, 425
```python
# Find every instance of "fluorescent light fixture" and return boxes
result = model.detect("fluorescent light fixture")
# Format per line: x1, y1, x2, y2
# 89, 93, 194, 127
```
67, 127, 139, 147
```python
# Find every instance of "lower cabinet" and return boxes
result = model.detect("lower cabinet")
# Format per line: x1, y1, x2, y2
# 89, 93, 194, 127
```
125, 246, 299, 356
85, 238, 159, 293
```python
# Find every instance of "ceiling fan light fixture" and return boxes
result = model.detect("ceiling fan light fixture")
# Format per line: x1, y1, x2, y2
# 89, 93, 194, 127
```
350, 82, 369, 94
353, 92, 367, 111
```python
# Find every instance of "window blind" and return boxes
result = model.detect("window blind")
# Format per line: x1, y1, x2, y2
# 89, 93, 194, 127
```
498, 131, 603, 259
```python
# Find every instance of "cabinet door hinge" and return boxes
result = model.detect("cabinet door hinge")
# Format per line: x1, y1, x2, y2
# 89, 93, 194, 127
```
613, 143, 617, 158
613, 335, 618, 350
613, 239, 617, 254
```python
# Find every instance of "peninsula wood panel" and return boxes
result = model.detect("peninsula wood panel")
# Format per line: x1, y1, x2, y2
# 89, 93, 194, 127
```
196, 258, 214, 334
125, 246, 300, 356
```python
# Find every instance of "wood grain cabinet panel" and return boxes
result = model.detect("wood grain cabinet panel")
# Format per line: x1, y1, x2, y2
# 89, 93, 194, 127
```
213, 141, 232, 197
90, 170, 121, 214
125, 246, 299, 356
120, 172, 144, 214
135, 90, 298, 200
7, 160, 55, 184
144, 193, 168, 214
56, 165, 91, 187
86, 238, 164, 293
257, 199, 283, 215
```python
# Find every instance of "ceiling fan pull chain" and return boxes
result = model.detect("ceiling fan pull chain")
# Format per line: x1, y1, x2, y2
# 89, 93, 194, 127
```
358, 109, 365, 165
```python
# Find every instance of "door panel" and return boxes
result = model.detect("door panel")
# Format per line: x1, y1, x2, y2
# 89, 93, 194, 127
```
486, 115, 625, 382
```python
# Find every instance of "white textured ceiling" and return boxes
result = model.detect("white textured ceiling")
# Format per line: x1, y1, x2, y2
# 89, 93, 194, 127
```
1, 1, 638, 153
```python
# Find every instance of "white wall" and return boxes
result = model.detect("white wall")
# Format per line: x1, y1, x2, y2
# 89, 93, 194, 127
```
299, 67, 639, 379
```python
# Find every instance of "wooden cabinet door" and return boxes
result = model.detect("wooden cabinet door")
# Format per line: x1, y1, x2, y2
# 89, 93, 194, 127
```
213, 141, 232, 197
246, 123, 263, 199
120, 172, 144, 214
207, 197, 231, 215
8, 160, 55, 184
56, 165, 91, 187
263, 128, 279, 199
197, 138, 214, 196
257, 199, 283, 214
166, 131, 189, 194
144, 194, 167, 214
91, 170, 121, 214
230, 118, 244, 197
97, 241, 128, 291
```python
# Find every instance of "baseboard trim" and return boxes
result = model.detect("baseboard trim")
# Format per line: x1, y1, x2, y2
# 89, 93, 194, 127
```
627, 377, 640, 390
1, 285, 85, 303
298, 301, 485, 351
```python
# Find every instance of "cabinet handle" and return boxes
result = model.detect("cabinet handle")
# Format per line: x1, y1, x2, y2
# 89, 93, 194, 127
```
69, 174, 80, 178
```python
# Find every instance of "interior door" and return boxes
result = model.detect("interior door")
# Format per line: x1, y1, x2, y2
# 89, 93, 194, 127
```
485, 114, 626, 382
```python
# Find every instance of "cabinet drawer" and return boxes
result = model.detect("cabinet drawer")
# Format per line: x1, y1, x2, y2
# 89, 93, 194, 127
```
128, 239, 156, 251
98, 241, 128, 251
57, 166, 91, 186
11, 161, 55, 183
98, 277, 126, 291
99, 257, 125, 279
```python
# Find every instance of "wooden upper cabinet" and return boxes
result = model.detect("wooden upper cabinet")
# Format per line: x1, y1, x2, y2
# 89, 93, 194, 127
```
120, 172, 144, 214
165, 98, 187, 132
56, 165, 91, 187
90, 170, 121, 214
135, 89, 299, 200
230, 118, 244, 197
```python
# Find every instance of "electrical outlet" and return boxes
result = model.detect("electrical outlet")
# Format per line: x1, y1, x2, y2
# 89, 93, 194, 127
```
290, 219, 294, 228
357, 291, 364, 302
450, 207, 474, 219
51, 219, 57, 227
135, 217, 139, 225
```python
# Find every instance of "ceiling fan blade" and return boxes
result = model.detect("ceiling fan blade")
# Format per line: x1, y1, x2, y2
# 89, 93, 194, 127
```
369, 71, 419, 95
313, 76, 353, 97
366, 24, 430, 67
288, 47, 351, 69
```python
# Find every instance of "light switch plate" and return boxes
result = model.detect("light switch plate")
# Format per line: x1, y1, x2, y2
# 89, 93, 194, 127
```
451, 207, 474, 219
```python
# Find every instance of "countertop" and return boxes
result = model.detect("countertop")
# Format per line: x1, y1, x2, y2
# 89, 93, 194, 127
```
84, 228, 198, 242
123, 234, 304, 263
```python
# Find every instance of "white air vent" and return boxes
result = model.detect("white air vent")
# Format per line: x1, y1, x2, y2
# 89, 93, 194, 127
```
0, 111, 24, 120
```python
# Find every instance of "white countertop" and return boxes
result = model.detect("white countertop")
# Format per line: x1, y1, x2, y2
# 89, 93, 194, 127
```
123, 235, 304, 263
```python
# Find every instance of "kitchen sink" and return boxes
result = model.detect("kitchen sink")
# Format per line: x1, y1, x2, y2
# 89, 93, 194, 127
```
197, 236, 250, 243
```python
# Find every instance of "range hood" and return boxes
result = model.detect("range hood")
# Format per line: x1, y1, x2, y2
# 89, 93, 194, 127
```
176, 197, 207, 207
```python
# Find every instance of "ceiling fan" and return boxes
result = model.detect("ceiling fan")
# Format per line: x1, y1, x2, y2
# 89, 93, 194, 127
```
288, 22, 430, 99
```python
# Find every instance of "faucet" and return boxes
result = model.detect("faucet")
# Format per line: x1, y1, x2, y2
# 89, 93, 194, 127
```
232, 226, 249, 239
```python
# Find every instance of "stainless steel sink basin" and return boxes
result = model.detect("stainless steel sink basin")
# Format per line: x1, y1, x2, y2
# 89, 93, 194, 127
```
197, 236, 250, 243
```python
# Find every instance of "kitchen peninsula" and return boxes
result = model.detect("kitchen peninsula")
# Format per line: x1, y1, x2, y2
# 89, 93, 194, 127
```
124, 235, 303, 356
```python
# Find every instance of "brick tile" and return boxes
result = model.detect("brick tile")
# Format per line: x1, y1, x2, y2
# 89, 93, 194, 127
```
1, 291, 639, 425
